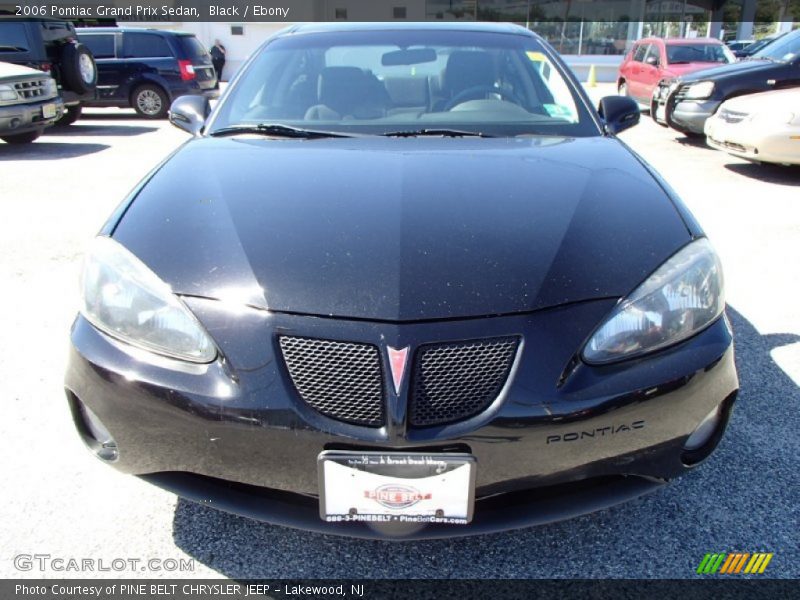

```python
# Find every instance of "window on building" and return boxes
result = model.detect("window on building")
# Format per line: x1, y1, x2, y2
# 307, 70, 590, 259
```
335, 8, 347, 19
393, 6, 407, 19
231, 25, 244, 36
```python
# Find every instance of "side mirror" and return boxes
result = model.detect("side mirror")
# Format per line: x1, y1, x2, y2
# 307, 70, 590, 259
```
598, 95, 640, 134
168, 95, 210, 136
645, 55, 660, 67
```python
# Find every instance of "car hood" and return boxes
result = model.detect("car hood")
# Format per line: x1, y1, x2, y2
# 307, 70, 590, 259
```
111, 136, 690, 322
0, 61, 45, 78
676, 58, 780, 83
720, 87, 800, 113
664, 62, 731, 78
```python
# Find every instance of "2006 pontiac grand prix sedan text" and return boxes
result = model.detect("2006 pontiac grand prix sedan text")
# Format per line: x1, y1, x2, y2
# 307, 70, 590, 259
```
65, 23, 739, 540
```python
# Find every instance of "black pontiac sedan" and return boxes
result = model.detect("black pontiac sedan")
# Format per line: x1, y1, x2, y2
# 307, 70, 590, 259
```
65, 23, 739, 539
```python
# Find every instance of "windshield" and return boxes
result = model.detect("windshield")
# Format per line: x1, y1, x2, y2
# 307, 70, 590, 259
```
209, 29, 599, 137
666, 43, 734, 64
754, 30, 800, 62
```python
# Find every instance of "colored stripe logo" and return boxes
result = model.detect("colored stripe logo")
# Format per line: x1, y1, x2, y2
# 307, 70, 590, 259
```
697, 553, 773, 574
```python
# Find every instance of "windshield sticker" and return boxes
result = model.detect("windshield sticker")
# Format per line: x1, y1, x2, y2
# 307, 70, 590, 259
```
543, 104, 575, 119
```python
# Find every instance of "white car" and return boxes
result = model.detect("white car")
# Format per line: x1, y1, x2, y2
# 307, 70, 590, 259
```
704, 88, 800, 165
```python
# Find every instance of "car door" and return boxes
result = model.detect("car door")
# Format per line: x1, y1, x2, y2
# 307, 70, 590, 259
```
639, 43, 664, 100
78, 32, 119, 102
626, 43, 649, 100
119, 32, 176, 100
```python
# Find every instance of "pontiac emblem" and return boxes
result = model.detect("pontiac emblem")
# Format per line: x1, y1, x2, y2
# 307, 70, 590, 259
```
387, 346, 409, 394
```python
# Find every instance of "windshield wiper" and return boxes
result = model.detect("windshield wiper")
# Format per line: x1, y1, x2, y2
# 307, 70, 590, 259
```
209, 123, 353, 139
381, 128, 495, 138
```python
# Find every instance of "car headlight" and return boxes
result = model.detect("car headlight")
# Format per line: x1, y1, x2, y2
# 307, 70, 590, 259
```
583, 238, 724, 364
81, 236, 216, 363
0, 84, 18, 102
682, 81, 715, 100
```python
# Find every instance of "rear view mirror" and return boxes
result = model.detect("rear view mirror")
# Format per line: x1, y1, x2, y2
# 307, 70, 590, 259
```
382, 48, 437, 66
168, 95, 210, 136
645, 55, 659, 67
598, 96, 640, 135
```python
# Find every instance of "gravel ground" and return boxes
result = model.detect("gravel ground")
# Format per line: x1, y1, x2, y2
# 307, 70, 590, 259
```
0, 86, 798, 579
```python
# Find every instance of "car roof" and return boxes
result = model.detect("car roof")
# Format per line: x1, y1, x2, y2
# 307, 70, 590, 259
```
283, 22, 534, 37
76, 27, 193, 37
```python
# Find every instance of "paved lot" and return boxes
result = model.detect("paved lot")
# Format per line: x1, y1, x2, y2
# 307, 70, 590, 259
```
1, 87, 798, 579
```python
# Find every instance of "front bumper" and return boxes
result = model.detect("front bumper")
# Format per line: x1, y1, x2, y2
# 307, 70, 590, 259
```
0, 96, 64, 136
652, 83, 720, 135
65, 297, 739, 538
705, 117, 800, 165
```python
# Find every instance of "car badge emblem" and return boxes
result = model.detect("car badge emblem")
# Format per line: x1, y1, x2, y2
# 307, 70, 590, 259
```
387, 346, 409, 394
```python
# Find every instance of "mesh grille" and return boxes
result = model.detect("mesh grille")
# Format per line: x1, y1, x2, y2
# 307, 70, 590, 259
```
279, 336, 385, 427
409, 337, 519, 427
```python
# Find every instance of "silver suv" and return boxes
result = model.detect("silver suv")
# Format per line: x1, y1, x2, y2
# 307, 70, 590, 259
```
0, 61, 63, 144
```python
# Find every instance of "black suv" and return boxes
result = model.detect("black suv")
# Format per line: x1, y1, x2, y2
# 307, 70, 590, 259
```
0, 17, 98, 125
76, 27, 218, 119
653, 28, 800, 135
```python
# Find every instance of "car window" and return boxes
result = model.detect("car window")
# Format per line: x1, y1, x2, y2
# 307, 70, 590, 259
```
211, 30, 598, 138
0, 23, 31, 53
632, 44, 647, 62
666, 44, 733, 64
178, 36, 209, 59
80, 34, 116, 59
755, 30, 800, 62
642, 44, 660, 64
123, 33, 172, 59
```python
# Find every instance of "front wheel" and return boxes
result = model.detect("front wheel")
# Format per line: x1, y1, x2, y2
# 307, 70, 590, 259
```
132, 84, 169, 119
1, 130, 42, 144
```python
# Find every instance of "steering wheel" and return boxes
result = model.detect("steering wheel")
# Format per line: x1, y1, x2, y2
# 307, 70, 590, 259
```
443, 85, 522, 111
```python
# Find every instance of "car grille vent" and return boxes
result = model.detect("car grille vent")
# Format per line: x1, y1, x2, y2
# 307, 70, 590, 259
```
13, 79, 50, 100
409, 337, 520, 427
719, 109, 748, 124
279, 336, 385, 427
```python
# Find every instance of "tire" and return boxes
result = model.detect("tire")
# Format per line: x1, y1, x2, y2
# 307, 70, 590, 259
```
54, 105, 82, 127
1, 130, 42, 144
132, 84, 169, 119
60, 43, 97, 94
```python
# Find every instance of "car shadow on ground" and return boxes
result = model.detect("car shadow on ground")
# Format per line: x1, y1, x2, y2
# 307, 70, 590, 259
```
44, 124, 158, 137
171, 307, 799, 578
724, 162, 800, 187
673, 134, 713, 150
0, 142, 109, 160
80, 112, 161, 122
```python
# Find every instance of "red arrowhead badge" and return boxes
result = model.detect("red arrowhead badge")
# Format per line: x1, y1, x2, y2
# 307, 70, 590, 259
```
387, 346, 409, 394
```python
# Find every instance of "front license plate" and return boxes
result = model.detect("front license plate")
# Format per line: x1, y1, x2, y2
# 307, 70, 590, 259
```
318, 451, 476, 525
42, 103, 57, 119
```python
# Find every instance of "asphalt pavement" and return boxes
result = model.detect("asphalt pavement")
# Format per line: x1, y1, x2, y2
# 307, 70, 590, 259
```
0, 87, 798, 579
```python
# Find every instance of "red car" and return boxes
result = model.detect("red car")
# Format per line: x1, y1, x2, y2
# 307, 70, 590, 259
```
617, 37, 735, 106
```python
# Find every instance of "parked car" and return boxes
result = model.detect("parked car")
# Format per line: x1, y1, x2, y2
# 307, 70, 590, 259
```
652, 29, 800, 135
65, 23, 738, 540
734, 32, 786, 58
0, 17, 97, 126
705, 88, 800, 165
725, 39, 754, 54
0, 61, 63, 143
617, 37, 735, 106
76, 27, 218, 118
